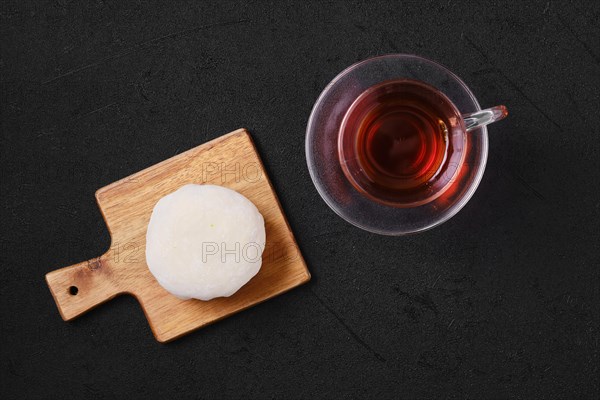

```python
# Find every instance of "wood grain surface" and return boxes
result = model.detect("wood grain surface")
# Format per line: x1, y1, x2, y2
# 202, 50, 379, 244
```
45, 129, 310, 342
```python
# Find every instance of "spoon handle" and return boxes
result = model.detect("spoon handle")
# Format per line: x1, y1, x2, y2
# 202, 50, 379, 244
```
463, 105, 508, 132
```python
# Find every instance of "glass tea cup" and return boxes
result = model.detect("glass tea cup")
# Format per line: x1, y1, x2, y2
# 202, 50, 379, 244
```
306, 54, 507, 235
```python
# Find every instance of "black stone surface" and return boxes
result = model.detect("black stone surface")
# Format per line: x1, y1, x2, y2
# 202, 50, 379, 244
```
1, 1, 599, 398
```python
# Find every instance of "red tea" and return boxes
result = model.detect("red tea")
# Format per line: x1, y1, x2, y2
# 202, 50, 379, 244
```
338, 79, 466, 207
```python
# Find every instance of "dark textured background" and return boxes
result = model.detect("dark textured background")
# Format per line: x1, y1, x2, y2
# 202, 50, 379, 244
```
1, 1, 599, 398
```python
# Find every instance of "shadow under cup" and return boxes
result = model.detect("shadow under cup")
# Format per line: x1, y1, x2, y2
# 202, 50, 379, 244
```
338, 79, 467, 208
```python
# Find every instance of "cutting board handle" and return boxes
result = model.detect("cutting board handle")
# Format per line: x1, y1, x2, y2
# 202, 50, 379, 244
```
46, 254, 122, 321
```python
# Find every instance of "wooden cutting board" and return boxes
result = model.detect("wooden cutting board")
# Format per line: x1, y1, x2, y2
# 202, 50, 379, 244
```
46, 129, 310, 342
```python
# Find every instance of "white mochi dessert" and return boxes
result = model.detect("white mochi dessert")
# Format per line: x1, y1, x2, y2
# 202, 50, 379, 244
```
145, 184, 266, 301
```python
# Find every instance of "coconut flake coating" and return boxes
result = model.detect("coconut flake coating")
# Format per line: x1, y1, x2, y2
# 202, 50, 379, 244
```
145, 184, 266, 301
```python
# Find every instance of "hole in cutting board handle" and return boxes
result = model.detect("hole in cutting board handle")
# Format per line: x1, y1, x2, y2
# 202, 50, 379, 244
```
68, 286, 79, 296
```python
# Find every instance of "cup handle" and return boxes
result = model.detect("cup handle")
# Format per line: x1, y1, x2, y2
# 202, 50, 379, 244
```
462, 105, 508, 132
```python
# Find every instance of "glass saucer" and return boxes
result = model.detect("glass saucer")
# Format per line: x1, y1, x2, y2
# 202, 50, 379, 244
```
305, 54, 488, 235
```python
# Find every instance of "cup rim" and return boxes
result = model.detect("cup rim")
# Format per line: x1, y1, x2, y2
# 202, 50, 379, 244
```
337, 78, 468, 208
